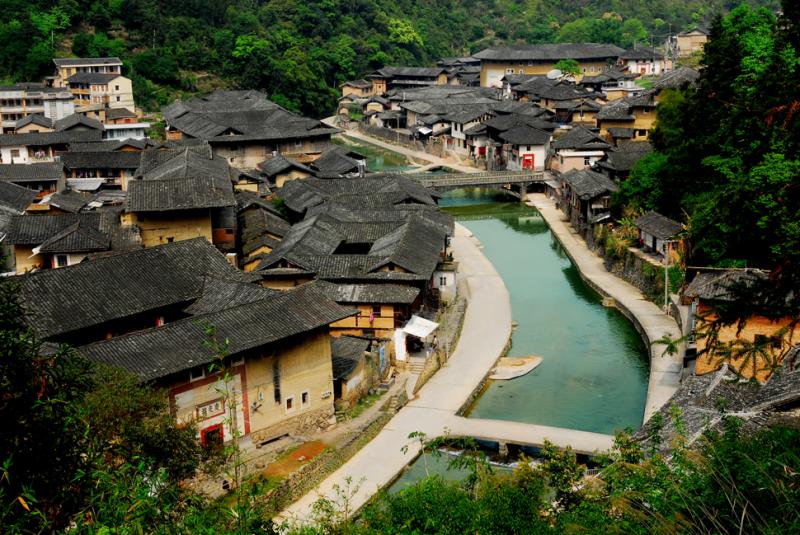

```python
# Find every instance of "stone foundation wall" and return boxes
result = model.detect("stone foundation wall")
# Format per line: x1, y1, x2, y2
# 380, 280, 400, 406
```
250, 406, 334, 444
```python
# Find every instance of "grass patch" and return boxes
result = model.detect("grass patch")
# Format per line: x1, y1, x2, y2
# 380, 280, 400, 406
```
344, 390, 385, 420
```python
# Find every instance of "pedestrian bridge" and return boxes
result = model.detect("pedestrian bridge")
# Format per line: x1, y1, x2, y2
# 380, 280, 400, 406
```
407, 170, 550, 199
446, 416, 615, 456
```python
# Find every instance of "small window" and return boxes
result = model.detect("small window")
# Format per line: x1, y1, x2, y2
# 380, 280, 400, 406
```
294, 141, 303, 149
584, 157, 591, 166
115, 85, 119, 91
285, 396, 295, 412
372, 305, 381, 317
505, 68, 514, 74
55, 255, 68, 268
116, 96, 120, 102
166, 237, 174, 243
439, 276, 447, 286
637, 129, 647, 137
301, 391, 309, 408
10, 149, 20, 158
189, 366, 206, 382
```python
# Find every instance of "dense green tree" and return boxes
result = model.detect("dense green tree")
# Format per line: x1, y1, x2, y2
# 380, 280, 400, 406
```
0, 280, 202, 532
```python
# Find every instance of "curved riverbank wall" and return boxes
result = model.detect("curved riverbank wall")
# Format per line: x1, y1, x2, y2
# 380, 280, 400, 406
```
527, 195, 683, 423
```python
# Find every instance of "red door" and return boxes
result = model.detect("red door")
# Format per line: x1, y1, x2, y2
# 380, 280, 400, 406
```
522, 154, 535, 170
201, 424, 224, 450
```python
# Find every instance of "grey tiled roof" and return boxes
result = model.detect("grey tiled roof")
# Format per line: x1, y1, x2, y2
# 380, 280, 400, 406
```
483, 113, 555, 133
595, 142, 651, 172
61, 151, 142, 169
105, 107, 136, 120
0, 181, 36, 213
162, 90, 339, 142
498, 125, 551, 145
18, 238, 249, 339
66, 73, 122, 84
651, 67, 700, 90
0, 162, 64, 182
54, 114, 104, 132
552, 126, 610, 150
257, 154, 312, 177
79, 283, 355, 381
316, 280, 420, 304
474, 43, 624, 61
633, 211, 682, 240
48, 191, 91, 213
15, 114, 53, 130
127, 176, 234, 211
311, 147, 362, 177
561, 169, 619, 200
0, 130, 102, 147
373, 67, 446, 78
636, 349, 800, 454
683, 269, 769, 302
332, 335, 370, 380
53, 57, 122, 66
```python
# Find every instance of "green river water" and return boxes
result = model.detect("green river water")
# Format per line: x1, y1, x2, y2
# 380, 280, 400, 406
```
440, 189, 650, 435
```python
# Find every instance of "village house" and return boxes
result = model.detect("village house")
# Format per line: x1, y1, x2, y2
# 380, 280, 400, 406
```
0, 162, 66, 194
5, 211, 139, 273
0, 181, 37, 271
632, 211, 683, 259
257, 154, 313, 189
617, 46, 671, 76
163, 90, 338, 169
509, 75, 561, 102
123, 145, 236, 250
16, 238, 251, 346
331, 336, 372, 407
101, 108, 150, 140
474, 43, 625, 88
596, 93, 656, 142
0, 128, 102, 164
66, 73, 135, 112
499, 125, 551, 171
535, 83, 599, 117
79, 282, 355, 446
0, 83, 74, 133
51, 57, 124, 87
255, 176, 452, 311
559, 168, 619, 230
237, 191, 291, 271
549, 126, 611, 173
593, 141, 652, 181
17, 237, 356, 445
676, 27, 709, 57
315, 280, 420, 340
309, 146, 366, 179
340, 79, 375, 99
682, 269, 797, 382
368, 67, 448, 93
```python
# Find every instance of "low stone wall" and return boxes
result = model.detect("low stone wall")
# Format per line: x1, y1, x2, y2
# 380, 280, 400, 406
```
263, 397, 399, 517
251, 406, 334, 444
359, 124, 425, 152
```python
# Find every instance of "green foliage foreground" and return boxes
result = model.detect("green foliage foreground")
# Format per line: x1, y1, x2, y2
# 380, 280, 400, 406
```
291, 422, 800, 534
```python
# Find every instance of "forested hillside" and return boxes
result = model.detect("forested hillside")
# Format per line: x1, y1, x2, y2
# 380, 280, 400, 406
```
0, 0, 779, 115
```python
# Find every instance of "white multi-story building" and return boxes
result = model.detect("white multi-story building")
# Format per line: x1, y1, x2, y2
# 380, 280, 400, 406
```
0, 83, 74, 133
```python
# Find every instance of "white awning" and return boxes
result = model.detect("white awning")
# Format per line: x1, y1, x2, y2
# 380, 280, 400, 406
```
417, 126, 433, 135
67, 178, 104, 191
402, 315, 439, 338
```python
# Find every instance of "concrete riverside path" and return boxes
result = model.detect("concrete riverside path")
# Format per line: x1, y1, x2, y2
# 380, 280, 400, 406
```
527, 194, 683, 421
278, 223, 614, 526
321, 117, 481, 175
